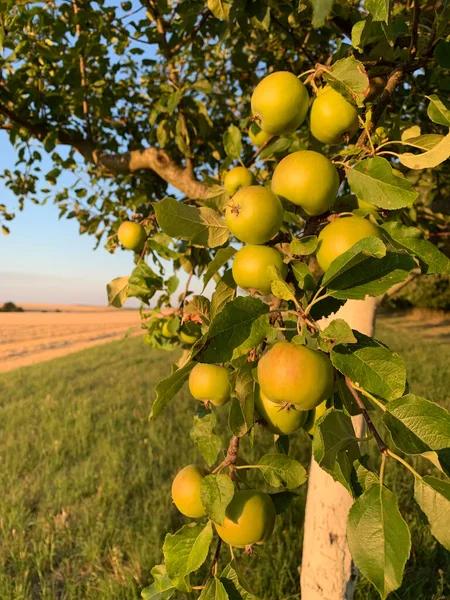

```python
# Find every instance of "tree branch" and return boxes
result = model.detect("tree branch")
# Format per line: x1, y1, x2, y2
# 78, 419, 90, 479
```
409, 0, 421, 61
345, 377, 387, 454
356, 67, 405, 148
145, 0, 194, 175
94, 147, 208, 198
170, 9, 210, 56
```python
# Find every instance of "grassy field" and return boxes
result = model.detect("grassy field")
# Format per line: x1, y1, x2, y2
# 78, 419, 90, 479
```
0, 314, 449, 600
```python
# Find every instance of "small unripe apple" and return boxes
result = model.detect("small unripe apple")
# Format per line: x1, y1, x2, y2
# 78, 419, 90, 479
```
232, 245, 287, 295
171, 464, 208, 518
117, 221, 146, 251
258, 342, 334, 411
310, 86, 359, 145
249, 122, 272, 147
251, 71, 309, 135
189, 363, 231, 406
215, 490, 276, 548
255, 389, 308, 435
225, 186, 284, 245
272, 150, 339, 216
304, 401, 327, 435
224, 167, 255, 196
179, 322, 201, 345
316, 216, 382, 272
161, 320, 178, 339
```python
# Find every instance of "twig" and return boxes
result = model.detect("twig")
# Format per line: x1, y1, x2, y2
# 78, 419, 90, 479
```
409, 0, 421, 61
386, 448, 421, 478
170, 9, 209, 55
179, 271, 194, 309
72, 0, 92, 137
145, 0, 194, 174
245, 134, 275, 168
345, 377, 387, 454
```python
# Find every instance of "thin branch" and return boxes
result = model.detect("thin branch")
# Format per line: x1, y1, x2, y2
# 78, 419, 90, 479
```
72, 0, 92, 137
170, 9, 210, 55
409, 0, 421, 61
356, 67, 405, 148
271, 14, 315, 65
0, 100, 209, 199
245, 134, 275, 168
345, 377, 387, 454
145, 0, 194, 175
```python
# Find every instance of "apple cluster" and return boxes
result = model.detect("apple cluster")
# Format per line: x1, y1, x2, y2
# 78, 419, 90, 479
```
121, 71, 386, 550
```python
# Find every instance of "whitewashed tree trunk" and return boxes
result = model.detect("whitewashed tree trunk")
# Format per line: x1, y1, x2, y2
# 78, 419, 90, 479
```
300, 297, 378, 600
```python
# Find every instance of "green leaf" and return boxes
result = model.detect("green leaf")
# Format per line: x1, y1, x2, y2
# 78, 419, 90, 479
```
166, 274, 179, 295
353, 455, 379, 497
127, 263, 163, 303
258, 137, 290, 160
199, 576, 229, 600
258, 453, 307, 489
327, 252, 416, 300
399, 132, 450, 170
190, 406, 222, 466
309, 0, 334, 28
185, 295, 211, 325
290, 235, 318, 256
347, 485, 411, 599
149, 362, 194, 419
381, 222, 450, 275
324, 56, 369, 107
229, 362, 255, 437
322, 236, 386, 286
291, 261, 315, 291
421, 450, 450, 479
210, 270, 236, 320
203, 247, 237, 290
141, 565, 175, 599
200, 474, 234, 525
318, 319, 357, 352
154, 197, 228, 248
427, 94, 450, 127
401, 134, 444, 151
223, 125, 242, 159
347, 157, 418, 208
106, 276, 130, 308
383, 394, 450, 455
366, 0, 390, 23
313, 408, 360, 494
275, 434, 290, 455
331, 331, 406, 401
207, 0, 230, 21
198, 297, 270, 363
414, 476, 450, 551
220, 560, 259, 599
268, 265, 297, 304
269, 491, 300, 515
163, 522, 213, 580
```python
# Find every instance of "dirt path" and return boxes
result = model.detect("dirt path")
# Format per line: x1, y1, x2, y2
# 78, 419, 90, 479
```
0, 305, 142, 372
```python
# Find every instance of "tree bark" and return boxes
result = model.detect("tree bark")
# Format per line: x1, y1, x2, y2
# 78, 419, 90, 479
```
300, 296, 378, 600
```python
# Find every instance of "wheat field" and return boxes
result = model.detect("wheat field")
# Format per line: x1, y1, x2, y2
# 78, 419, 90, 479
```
0, 304, 141, 372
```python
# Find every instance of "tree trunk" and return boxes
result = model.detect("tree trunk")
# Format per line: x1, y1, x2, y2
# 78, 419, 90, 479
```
300, 297, 377, 600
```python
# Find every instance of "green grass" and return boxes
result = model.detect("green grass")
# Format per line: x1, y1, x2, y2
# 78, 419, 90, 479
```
0, 315, 449, 600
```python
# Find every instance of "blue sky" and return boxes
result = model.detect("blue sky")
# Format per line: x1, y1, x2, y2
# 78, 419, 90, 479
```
0, 131, 201, 306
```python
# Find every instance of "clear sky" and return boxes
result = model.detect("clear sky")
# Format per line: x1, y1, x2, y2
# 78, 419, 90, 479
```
0, 131, 200, 306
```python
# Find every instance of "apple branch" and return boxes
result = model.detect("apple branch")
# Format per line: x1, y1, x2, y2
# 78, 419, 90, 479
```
345, 377, 387, 454
0, 101, 209, 200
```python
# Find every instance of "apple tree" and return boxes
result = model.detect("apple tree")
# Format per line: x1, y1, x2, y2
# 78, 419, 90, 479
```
1, 0, 450, 599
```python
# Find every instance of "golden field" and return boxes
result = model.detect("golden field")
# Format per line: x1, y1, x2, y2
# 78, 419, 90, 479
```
0, 303, 142, 372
